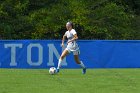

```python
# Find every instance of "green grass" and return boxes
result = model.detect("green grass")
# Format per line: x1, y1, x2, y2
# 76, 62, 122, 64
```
0, 69, 140, 93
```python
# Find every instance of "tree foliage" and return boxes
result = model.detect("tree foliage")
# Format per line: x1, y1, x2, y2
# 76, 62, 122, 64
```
0, 0, 139, 39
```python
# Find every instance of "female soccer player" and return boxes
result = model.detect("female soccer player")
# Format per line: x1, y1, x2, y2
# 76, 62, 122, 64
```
56, 21, 86, 74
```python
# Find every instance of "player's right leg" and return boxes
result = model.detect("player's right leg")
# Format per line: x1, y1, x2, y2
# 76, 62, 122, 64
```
74, 54, 86, 74
73, 50, 86, 74
56, 49, 69, 73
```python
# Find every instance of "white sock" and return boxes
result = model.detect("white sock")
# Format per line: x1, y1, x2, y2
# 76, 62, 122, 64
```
57, 58, 62, 69
79, 61, 86, 69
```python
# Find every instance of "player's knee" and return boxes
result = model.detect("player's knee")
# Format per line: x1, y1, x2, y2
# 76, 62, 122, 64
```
75, 58, 80, 64
60, 55, 65, 60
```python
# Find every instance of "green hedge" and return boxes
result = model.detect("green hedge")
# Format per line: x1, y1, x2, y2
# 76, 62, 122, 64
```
0, 0, 139, 39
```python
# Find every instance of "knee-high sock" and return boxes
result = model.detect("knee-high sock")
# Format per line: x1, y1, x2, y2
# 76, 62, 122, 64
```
57, 58, 62, 69
79, 61, 86, 69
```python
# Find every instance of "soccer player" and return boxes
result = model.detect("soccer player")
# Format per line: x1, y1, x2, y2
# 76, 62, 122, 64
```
56, 21, 86, 74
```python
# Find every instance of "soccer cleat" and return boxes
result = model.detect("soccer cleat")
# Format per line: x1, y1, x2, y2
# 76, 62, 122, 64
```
82, 68, 86, 74
56, 69, 59, 73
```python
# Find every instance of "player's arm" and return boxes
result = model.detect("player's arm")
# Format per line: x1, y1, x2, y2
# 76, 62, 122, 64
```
61, 35, 66, 47
67, 34, 78, 43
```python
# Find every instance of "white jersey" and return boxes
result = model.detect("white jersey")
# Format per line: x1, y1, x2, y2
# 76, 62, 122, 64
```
64, 29, 79, 52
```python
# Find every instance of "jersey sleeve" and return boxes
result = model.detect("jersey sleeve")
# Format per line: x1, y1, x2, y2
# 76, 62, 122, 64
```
64, 31, 67, 36
72, 29, 77, 35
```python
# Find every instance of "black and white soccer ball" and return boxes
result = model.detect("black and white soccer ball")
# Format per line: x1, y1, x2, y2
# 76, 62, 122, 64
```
49, 67, 56, 75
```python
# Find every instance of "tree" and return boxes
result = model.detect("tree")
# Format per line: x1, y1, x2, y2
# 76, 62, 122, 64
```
0, 0, 139, 40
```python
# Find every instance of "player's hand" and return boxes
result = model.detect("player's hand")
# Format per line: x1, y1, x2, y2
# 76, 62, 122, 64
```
67, 40, 72, 44
61, 43, 64, 47
67, 41, 70, 44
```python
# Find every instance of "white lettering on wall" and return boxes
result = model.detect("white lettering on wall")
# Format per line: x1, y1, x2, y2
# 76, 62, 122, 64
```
3, 43, 67, 67
47, 44, 67, 66
4, 44, 23, 66
27, 44, 43, 66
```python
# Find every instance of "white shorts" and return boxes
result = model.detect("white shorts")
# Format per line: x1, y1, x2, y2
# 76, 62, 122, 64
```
66, 42, 80, 55
66, 48, 80, 55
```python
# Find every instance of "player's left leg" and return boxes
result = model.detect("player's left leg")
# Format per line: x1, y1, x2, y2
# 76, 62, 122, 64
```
56, 49, 69, 73
73, 51, 86, 74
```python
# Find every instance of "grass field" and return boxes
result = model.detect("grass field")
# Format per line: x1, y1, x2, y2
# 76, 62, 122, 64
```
0, 69, 140, 93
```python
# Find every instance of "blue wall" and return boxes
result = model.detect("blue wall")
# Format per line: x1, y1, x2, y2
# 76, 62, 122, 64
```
0, 40, 140, 68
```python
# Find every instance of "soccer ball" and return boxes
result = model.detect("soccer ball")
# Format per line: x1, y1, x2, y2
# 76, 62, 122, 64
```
49, 67, 56, 75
